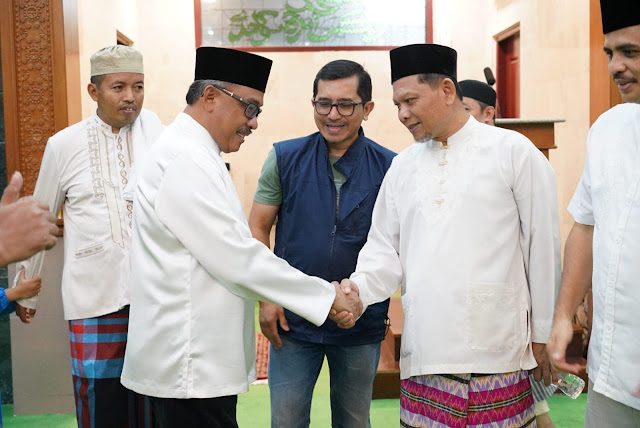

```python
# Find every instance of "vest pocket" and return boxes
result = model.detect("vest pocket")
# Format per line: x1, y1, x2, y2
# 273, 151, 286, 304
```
465, 282, 517, 351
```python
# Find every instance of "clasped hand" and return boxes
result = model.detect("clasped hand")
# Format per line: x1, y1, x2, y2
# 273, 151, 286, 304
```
328, 279, 362, 329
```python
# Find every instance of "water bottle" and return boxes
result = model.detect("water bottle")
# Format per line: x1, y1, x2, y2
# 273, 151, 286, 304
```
552, 372, 585, 399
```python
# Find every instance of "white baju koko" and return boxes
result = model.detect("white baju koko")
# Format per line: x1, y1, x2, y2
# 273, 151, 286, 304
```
120, 112, 335, 399
350, 116, 561, 379
15, 110, 164, 320
568, 103, 640, 410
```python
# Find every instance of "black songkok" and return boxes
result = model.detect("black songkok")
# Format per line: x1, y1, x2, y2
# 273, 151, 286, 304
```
390, 44, 457, 84
600, 0, 640, 34
195, 47, 272, 93
459, 80, 497, 107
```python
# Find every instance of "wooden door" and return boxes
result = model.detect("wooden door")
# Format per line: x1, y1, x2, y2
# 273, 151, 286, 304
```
497, 32, 520, 118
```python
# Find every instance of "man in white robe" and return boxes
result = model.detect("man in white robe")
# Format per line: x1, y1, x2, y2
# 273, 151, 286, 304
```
547, 1, 640, 425
120, 47, 360, 427
13, 45, 164, 428
341, 44, 561, 427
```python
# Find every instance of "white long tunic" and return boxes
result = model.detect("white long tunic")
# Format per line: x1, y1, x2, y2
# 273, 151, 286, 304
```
351, 117, 560, 379
15, 110, 164, 320
568, 103, 640, 410
120, 113, 335, 399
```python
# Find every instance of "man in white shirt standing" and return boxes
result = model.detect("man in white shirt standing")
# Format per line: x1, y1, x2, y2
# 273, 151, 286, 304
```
120, 47, 360, 428
341, 44, 561, 427
547, 1, 640, 426
13, 45, 164, 427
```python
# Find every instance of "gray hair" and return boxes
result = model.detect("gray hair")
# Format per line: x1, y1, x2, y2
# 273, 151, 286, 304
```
185, 79, 233, 105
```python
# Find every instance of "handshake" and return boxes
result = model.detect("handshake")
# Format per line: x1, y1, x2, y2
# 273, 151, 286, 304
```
328, 279, 362, 329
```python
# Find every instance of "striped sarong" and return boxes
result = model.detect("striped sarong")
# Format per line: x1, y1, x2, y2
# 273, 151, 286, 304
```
69, 306, 153, 428
530, 378, 555, 404
400, 370, 535, 427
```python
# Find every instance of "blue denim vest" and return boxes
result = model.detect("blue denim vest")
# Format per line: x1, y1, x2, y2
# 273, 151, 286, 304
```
274, 130, 395, 345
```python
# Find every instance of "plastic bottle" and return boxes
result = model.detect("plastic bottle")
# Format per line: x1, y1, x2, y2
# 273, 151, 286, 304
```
552, 372, 585, 399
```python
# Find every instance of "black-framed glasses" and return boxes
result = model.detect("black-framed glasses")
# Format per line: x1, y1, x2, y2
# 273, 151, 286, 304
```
211, 84, 262, 119
312, 100, 366, 116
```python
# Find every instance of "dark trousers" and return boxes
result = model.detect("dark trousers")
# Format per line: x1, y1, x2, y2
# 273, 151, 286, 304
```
149, 395, 238, 428
72, 377, 154, 428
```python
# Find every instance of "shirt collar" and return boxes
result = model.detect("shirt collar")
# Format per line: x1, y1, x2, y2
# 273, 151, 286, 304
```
434, 115, 478, 147
174, 112, 221, 157
92, 112, 132, 135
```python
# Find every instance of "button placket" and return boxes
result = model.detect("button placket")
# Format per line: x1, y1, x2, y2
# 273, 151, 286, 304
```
436, 142, 448, 205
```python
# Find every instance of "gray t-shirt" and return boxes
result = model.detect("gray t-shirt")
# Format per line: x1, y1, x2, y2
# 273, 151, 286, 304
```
254, 147, 347, 209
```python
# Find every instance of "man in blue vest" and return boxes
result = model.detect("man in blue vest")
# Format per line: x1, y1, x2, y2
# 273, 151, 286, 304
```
249, 59, 395, 428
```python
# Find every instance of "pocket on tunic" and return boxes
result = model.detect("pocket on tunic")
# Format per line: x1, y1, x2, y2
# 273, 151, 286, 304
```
74, 243, 106, 259
399, 294, 414, 358
465, 282, 517, 351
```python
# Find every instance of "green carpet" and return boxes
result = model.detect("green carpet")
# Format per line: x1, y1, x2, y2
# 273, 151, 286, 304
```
1, 405, 76, 428
1, 372, 586, 427
546, 393, 588, 427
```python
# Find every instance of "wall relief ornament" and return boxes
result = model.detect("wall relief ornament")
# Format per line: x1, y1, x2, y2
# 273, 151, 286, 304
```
13, 0, 55, 195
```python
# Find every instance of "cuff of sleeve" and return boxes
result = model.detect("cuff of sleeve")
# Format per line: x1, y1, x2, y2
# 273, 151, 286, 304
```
308, 280, 336, 327
349, 273, 371, 313
531, 319, 553, 343
252, 196, 282, 206
567, 204, 595, 226
16, 296, 38, 310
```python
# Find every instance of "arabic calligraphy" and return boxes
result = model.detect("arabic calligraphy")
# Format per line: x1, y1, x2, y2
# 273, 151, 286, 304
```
227, 0, 373, 46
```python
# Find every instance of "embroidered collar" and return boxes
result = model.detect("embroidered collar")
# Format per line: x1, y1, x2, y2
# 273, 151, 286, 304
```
92, 112, 132, 135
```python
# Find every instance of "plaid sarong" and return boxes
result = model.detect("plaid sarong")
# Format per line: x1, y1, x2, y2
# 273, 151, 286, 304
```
69, 306, 153, 428
400, 370, 535, 427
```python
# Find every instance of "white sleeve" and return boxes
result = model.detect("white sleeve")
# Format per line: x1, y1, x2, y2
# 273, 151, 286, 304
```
567, 130, 595, 226
154, 154, 335, 327
512, 143, 561, 343
14, 139, 66, 309
350, 165, 403, 308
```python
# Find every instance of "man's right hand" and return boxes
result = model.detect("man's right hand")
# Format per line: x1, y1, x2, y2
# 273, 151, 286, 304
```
259, 301, 289, 349
329, 280, 362, 329
0, 172, 57, 266
14, 302, 37, 324
547, 316, 582, 375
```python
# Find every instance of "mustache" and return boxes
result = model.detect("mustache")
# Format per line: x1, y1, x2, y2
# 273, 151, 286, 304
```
237, 126, 252, 137
119, 103, 137, 109
613, 72, 638, 83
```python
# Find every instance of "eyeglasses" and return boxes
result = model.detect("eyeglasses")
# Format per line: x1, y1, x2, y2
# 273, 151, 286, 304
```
312, 100, 366, 117
211, 84, 262, 119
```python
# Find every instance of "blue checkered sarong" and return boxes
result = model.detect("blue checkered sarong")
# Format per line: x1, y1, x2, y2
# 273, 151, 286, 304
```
69, 306, 153, 428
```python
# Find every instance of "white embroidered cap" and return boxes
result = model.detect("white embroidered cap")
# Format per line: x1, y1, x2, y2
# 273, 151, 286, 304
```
90, 45, 143, 77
